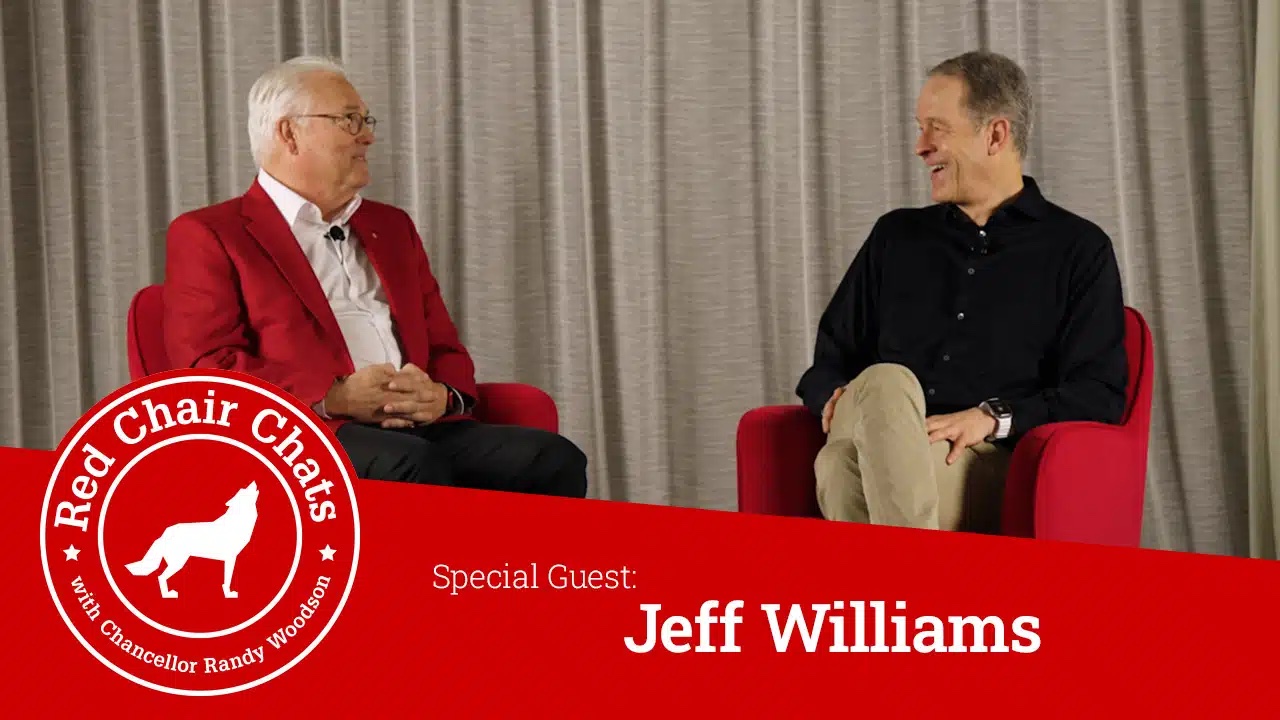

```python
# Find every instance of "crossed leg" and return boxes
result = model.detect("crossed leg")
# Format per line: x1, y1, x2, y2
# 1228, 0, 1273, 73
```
814, 363, 1009, 532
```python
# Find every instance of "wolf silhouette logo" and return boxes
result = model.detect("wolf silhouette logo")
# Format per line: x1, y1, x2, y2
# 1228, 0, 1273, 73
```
125, 482, 261, 599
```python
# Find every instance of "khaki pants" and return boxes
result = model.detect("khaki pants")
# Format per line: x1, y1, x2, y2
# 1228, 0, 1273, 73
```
814, 364, 1010, 533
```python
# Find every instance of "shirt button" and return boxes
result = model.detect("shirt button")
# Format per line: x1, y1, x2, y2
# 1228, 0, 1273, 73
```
979, 230, 987, 237
967, 267, 975, 275
943, 354, 951, 362
927, 388, 936, 396
957, 312, 966, 320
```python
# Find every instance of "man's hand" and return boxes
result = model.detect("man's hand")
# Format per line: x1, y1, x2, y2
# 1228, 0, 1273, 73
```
323, 364, 398, 423
926, 407, 998, 465
379, 363, 449, 428
821, 386, 847, 434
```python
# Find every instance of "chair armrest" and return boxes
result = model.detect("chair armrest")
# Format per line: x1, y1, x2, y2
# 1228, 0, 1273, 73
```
736, 405, 826, 517
1003, 421, 1145, 546
473, 383, 559, 434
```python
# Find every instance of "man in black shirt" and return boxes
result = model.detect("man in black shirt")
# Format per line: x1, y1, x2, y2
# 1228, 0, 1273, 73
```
797, 51, 1127, 533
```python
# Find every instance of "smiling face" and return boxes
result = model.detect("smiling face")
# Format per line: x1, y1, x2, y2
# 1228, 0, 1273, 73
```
286, 71, 374, 198
914, 73, 1003, 207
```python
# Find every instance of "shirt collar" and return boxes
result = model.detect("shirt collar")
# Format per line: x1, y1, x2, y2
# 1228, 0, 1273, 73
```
257, 168, 362, 229
1004, 175, 1048, 220
941, 174, 1049, 227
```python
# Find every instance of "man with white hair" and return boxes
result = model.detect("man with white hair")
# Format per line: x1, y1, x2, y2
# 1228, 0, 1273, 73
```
163, 56, 588, 497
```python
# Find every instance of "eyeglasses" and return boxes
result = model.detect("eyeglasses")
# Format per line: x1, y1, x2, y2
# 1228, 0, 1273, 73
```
293, 111, 377, 135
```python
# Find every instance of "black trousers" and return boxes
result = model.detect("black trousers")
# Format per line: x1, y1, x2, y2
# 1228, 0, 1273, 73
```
335, 420, 588, 498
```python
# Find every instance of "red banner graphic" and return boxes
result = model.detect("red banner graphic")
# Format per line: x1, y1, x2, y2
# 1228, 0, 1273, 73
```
2, 370, 1277, 716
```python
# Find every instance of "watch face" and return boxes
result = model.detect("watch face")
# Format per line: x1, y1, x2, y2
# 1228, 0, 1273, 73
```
986, 399, 1011, 417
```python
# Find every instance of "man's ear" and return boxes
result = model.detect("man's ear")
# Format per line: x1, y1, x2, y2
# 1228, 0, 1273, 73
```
278, 117, 299, 155
987, 117, 1012, 156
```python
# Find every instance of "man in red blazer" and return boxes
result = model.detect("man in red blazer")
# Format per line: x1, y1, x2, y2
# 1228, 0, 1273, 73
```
163, 56, 587, 497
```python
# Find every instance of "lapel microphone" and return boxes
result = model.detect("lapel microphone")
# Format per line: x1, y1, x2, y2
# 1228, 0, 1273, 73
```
326, 226, 346, 242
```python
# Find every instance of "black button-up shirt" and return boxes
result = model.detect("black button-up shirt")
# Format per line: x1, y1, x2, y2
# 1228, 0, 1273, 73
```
796, 176, 1128, 438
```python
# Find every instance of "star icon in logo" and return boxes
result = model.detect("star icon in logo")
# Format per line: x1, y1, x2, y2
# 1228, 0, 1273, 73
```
64, 545, 80, 561
320, 545, 336, 561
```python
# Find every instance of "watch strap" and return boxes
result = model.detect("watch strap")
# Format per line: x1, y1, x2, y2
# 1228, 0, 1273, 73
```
980, 399, 1013, 441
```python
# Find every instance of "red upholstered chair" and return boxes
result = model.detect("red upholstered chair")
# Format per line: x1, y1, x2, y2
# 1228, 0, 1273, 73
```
736, 307, 1154, 547
126, 284, 559, 433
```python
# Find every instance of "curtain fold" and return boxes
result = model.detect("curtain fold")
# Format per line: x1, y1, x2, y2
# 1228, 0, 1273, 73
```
0, 0, 1258, 555
1248, 0, 1279, 559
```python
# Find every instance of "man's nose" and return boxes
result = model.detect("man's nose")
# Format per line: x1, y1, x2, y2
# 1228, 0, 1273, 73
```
914, 132, 931, 157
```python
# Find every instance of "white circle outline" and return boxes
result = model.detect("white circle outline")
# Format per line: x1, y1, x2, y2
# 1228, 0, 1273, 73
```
98, 434, 303, 639
39, 373, 361, 697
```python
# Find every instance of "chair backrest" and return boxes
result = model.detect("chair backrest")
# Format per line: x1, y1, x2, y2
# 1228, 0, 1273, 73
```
1121, 307, 1152, 416
1120, 306, 1155, 458
127, 284, 170, 380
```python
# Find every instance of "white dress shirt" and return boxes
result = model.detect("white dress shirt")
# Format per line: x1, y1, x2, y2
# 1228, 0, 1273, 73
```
257, 169, 403, 371
257, 169, 466, 418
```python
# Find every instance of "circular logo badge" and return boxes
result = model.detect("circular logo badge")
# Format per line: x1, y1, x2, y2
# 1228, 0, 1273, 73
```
40, 370, 360, 696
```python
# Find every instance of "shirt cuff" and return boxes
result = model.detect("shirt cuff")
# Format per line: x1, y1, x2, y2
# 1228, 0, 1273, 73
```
312, 399, 331, 420
313, 375, 348, 421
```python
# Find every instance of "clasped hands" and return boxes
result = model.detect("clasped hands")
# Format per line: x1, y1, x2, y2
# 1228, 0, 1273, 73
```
822, 386, 997, 465
323, 363, 450, 428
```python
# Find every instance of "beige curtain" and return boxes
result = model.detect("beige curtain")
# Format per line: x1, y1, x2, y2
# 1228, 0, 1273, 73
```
1249, 0, 1279, 559
0, 0, 1260, 555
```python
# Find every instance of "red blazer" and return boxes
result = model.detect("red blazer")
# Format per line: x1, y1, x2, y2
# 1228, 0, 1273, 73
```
162, 180, 477, 433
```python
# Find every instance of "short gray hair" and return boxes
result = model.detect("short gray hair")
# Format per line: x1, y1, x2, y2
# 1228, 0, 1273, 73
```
246, 56, 348, 166
928, 51, 1033, 158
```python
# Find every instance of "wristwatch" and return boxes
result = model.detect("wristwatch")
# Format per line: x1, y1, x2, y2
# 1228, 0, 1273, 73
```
979, 398, 1013, 441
